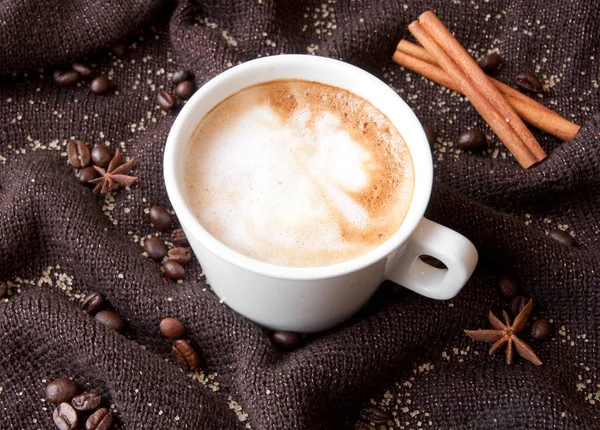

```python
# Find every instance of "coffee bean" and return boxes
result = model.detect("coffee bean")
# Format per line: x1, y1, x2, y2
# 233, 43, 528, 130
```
53, 70, 80, 86
172, 70, 192, 85
172, 339, 200, 371
272, 331, 300, 351
160, 317, 185, 340
112, 43, 127, 56
163, 260, 185, 280
0, 281, 7, 299
157, 90, 176, 111
90, 75, 112, 95
477, 53, 503, 75
167, 247, 192, 265
53, 403, 79, 430
530, 319, 552, 340
548, 229, 576, 247
86, 407, 113, 430
511, 296, 530, 316
76, 166, 99, 183
498, 275, 518, 300
67, 140, 91, 168
515, 72, 543, 93
143, 237, 168, 261
355, 423, 376, 430
71, 392, 102, 411
171, 228, 189, 246
72, 63, 93, 78
457, 129, 488, 151
90, 145, 113, 168
360, 405, 391, 425
149, 206, 172, 231
46, 378, 80, 404
82, 291, 106, 315
94, 310, 124, 332
175, 80, 195, 100
422, 123, 437, 146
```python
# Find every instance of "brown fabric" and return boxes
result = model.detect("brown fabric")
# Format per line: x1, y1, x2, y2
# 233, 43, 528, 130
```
1, 0, 599, 429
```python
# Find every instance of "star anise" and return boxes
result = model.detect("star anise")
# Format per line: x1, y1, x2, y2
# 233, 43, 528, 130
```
88, 149, 137, 194
464, 298, 542, 366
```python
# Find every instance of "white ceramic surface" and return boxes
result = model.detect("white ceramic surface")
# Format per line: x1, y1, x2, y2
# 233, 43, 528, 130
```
164, 55, 478, 333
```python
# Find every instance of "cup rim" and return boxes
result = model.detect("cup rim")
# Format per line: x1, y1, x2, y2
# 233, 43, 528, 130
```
164, 54, 432, 281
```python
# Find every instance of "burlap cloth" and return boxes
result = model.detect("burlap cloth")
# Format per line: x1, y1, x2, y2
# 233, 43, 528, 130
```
1, 0, 599, 428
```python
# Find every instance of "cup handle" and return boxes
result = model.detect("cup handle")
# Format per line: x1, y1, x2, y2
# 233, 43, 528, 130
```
385, 218, 478, 300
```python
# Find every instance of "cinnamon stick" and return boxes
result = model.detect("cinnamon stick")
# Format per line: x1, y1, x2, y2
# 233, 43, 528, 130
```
409, 20, 541, 168
397, 39, 437, 64
397, 40, 551, 111
393, 50, 457, 89
393, 42, 580, 141
417, 11, 546, 162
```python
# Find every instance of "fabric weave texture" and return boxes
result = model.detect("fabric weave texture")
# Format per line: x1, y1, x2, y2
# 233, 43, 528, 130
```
1, 0, 599, 429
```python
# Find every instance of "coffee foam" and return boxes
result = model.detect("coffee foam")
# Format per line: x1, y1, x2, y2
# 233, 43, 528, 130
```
184, 80, 414, 267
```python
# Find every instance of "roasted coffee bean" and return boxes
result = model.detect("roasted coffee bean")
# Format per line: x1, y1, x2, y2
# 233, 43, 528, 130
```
271, 331, 300, 351
360, 405, 391, 425
94, 310, 125, 332
355, 423, 376, 430
171, 228, 189, 246
53, 70, 80, 86
477, 53, 503, 75
46, 378, 80, 404
71, 391, 102, 411
172, 339, 200, 371
422, 123, 437, 146
149, 206, 172, 231
457, 129, 488, 151
112, 43, 127, 56
548, 229, 576, 247
163, 260, 185, 280
76, 166, 99, 183
167, 247, 192, 265
530, 319, 552, 340
72, 63, 93, 78
157, 90, 176, 111
515, 72, 543, 93
53, 403, 79, 430
498, 275, 518, 300
90, 75, 112, 95
143, 237, 168, 261
67, 140, 91, 168
90, 145, 113, 168
82, 291, 106, 315
160, 317, 185, 340
511, 296, 530, 316
86, 407, 113, 430
175, 80, 195, 99
172, 70, 192, 85
0, 281, 7, 299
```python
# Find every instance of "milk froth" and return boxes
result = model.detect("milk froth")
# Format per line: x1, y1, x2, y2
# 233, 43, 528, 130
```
184, 80, 414, 267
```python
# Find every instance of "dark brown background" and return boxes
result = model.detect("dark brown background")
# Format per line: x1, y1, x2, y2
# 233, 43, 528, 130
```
1, 0, 599, 429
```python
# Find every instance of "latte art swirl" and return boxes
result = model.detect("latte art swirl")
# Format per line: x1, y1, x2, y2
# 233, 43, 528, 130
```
184, 80, 414, 267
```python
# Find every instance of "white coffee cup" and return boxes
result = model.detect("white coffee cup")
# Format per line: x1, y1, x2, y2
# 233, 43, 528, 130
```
164, 55, 478, 333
